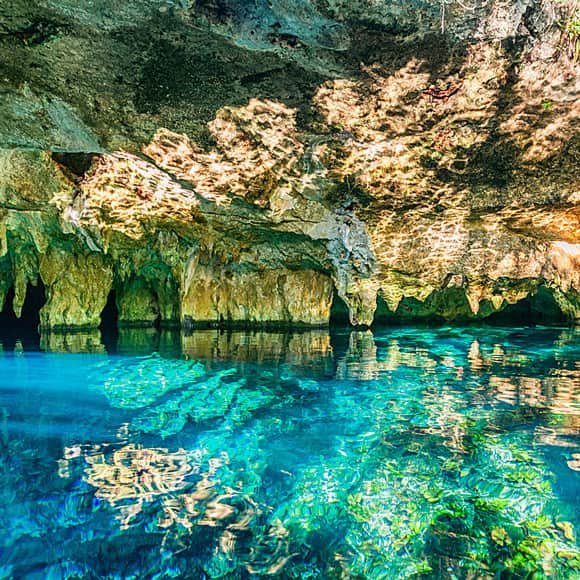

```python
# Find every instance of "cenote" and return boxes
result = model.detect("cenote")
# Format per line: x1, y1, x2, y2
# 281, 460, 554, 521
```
0, 325, 578, 578
1, 1, 579, 578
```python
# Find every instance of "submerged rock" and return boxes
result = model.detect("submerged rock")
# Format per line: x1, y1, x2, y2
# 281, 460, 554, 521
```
0, 0, 578, 328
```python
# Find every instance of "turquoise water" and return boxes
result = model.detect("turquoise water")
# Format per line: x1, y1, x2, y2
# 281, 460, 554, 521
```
0, 327, 578, 578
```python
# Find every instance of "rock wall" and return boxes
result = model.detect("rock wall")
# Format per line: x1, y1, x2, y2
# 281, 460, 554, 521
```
181, 265, 333, 326
0, 0, 578, 329
39, 249, 113, 329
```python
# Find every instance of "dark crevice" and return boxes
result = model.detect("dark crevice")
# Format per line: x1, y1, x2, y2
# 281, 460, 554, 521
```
99, 290, 119, 351
374, 294, 397, 325
0, 282, 46, 330
486, 287, 568, 326
372, 287, 569, 327
0, 282, 46, 351
0, 18, 65, 46
150, 288, 162, 330
330, 290, 350, 325
51, 152, 96, 179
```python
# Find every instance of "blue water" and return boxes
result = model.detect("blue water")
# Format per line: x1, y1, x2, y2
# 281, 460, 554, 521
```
0, 327, 578, 578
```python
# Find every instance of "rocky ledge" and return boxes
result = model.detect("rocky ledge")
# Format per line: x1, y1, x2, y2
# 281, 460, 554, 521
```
0, 0, 578, 329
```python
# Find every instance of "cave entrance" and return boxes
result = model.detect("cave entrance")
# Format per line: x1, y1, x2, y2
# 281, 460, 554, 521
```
0, 281, 46, 331
0, 281, 46, 351
486, 287, 568, 326
51, 152, 96, 178
374, 294, 394, 324
100, 290, 119, 329
99, 290, 119, 350
330, 290, 350, 326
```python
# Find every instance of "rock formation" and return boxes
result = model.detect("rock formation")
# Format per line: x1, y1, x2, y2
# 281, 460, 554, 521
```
0, 0, 578, 329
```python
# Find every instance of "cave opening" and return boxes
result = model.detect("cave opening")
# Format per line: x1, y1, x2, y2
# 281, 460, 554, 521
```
330, 290, 350, 325
51, 152, 96, 178
374, 294, 395, 324
100, 290, 119, 329
149, 288, 162, 329
370, 287, 569, 326
0, 281, 46, 350
0, 282, 46, 330
373, 293, 450, 326
486, 287, 569, 326
99, 290, 119, 350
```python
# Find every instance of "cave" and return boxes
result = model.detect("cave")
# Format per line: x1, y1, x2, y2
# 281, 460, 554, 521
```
373, 293, 447, 326
372, 288, 570, 326
374, 294, 396, 325
100, 290, 119, 329
0, 0, 579, 576
486, 287, 569, 326
99, 290, 119, 350
51, 152, 96, 178
0, 282, 46, 350
115, 277, 163, 328
330, 290, 350, 325
0, 282, 46, 330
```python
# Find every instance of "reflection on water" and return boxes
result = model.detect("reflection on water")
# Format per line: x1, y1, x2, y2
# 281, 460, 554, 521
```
40, 329, 107, 353
64, 443, 194, 529
0, 326, 578, 577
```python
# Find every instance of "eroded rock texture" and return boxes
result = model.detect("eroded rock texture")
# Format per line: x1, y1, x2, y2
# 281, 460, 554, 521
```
0, 0, 578, 328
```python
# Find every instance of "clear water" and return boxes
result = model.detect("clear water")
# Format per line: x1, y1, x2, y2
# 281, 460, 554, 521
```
0, 326, 578, 579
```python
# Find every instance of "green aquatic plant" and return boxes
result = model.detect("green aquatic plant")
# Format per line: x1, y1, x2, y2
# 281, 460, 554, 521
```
423, 485, 444, 503
491, 526, 511, 546
474, 497, 509, 513
556, 521, 575, 542
269, 389, 580, 578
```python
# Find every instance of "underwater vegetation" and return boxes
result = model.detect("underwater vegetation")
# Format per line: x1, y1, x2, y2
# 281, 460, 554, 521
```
0, 326, 578, 578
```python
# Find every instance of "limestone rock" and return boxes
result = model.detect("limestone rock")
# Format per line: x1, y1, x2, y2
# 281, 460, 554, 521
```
39, 249, 113, 329
116, 277, 161, 327
181, 265, 333, 327
0, 0, 578, 328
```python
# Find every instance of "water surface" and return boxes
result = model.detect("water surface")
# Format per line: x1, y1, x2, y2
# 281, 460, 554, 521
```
0, 326, 578, 578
